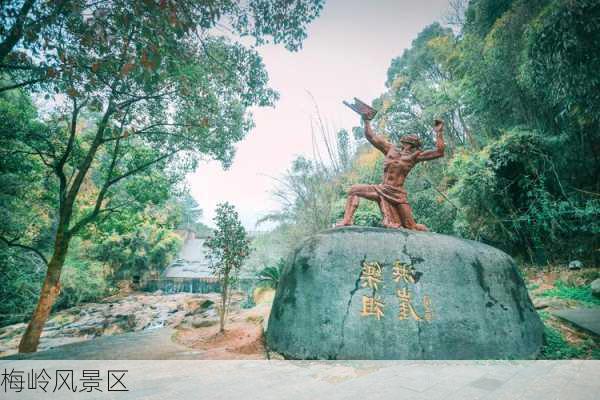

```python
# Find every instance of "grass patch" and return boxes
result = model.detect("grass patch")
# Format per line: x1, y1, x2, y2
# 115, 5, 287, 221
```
539, 324, 588, 359
539, 281, 600, 306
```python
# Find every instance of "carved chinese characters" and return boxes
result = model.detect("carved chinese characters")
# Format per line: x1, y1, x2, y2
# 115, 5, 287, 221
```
359, 260, 434, 322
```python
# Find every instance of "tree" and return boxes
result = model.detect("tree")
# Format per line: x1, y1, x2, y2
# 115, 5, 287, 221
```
0, 1, 324, 92
0, 0, 323, 353
264, 0, 599, 266
381, 23, 469, 148
0, 0, 72, 90
175, 192, 211, 235
204, 202, 251, 333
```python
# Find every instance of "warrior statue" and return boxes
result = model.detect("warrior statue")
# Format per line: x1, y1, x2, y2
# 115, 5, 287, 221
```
337, 98, 445, 231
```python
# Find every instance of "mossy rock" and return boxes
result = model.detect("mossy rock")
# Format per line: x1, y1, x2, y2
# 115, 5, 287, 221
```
266, 227, 543, 359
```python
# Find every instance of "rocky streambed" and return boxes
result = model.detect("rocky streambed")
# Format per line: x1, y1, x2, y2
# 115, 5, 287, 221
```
0, 291, 230, 357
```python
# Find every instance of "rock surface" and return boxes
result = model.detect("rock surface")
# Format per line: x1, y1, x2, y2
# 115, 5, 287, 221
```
0, 292, 222, 357
267, 226, 544, 360
592, 279, 600, 298
551, 308, 600, 337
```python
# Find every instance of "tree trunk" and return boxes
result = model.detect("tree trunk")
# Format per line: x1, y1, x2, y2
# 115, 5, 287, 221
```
219, 271, 229, 333
18, 232, 70, 353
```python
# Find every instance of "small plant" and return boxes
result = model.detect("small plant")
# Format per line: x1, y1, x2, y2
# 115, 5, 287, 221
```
241, 293, 256, 309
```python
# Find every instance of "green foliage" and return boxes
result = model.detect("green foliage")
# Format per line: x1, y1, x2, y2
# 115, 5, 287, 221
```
381, 23, 468, 145
90, 205, 183, 282
352, 201, 383, 228
205, 202, 252, 280
55, 239, 110, 310
174, 193, 211, 236
0, 91, 56, 256
333, 197, 381, 228
0, 250, 45, 326
366, 0, 600, 263
2, 1, 325, 92
241, 294, 256, 310
448, 130, 600, 261
259, 155, 341, 243
267, 0, 599, 268
521, 0, 600, 131
464, 0, 516, 37
243, 226, 289, 273
540, 281, 600, 306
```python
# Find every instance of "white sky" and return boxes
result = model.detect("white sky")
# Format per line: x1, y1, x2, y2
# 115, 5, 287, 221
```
188, 0, 450, 229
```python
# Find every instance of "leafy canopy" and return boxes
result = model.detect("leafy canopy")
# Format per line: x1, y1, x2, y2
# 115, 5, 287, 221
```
204, 202, 251, 279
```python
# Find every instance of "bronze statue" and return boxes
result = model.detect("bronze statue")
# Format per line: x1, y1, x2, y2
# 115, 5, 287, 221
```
337, 98, 445, 231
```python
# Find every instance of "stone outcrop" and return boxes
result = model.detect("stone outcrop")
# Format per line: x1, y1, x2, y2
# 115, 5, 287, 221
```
0, 292, 221, 357
592, 278, 600, 298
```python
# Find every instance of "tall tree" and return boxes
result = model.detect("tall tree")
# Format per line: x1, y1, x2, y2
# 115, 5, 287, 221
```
0, 0, 323, 352
204, 202, 251, 333
380, 23, 469, 148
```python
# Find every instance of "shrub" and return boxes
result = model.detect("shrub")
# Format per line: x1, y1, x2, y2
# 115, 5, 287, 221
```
256, 259, 285, 289
0, 250, 45, 327
448, 130, 600, 263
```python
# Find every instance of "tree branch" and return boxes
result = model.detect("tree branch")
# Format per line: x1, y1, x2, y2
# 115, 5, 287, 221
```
107, 149, 180, 187
0, 236, 48, 266
0, 63, 38, 70
55, 97, 85, 212
65, 101, 113, 208
68, 149, 179, 235
114, 88, 177, 110
0, 77, 45, 93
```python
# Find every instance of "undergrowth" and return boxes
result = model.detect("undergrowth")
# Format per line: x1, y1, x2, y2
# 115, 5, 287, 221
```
537, 311, 598, 359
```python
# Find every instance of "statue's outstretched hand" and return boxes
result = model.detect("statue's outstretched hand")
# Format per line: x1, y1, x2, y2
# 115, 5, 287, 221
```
344, 98, 377, 121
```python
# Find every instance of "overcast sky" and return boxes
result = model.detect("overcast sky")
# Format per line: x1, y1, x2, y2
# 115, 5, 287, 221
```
188, 0, 450, 229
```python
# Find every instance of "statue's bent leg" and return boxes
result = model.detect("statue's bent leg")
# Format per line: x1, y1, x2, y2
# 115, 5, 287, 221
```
397, 203, 428, 231
336, 184, 379, 226
380, 199, 402, 228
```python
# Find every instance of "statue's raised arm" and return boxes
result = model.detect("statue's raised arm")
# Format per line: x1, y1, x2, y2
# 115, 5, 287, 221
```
363, 119, 392, 154
415, 119, 445, 162
343, 98, 391, 154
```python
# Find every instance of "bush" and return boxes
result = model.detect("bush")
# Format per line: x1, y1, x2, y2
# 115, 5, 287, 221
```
448, 130, 600, 263
91, 217, 182, 283
53, 239, 111, 310
256, 259, 285, 289
56, 259, 110, 310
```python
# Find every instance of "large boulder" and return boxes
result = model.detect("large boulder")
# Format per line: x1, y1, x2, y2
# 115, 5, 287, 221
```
266, 226, 543, 359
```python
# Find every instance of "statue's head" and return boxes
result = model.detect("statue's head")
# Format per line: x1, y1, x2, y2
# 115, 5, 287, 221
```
400, 134, 422, 151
